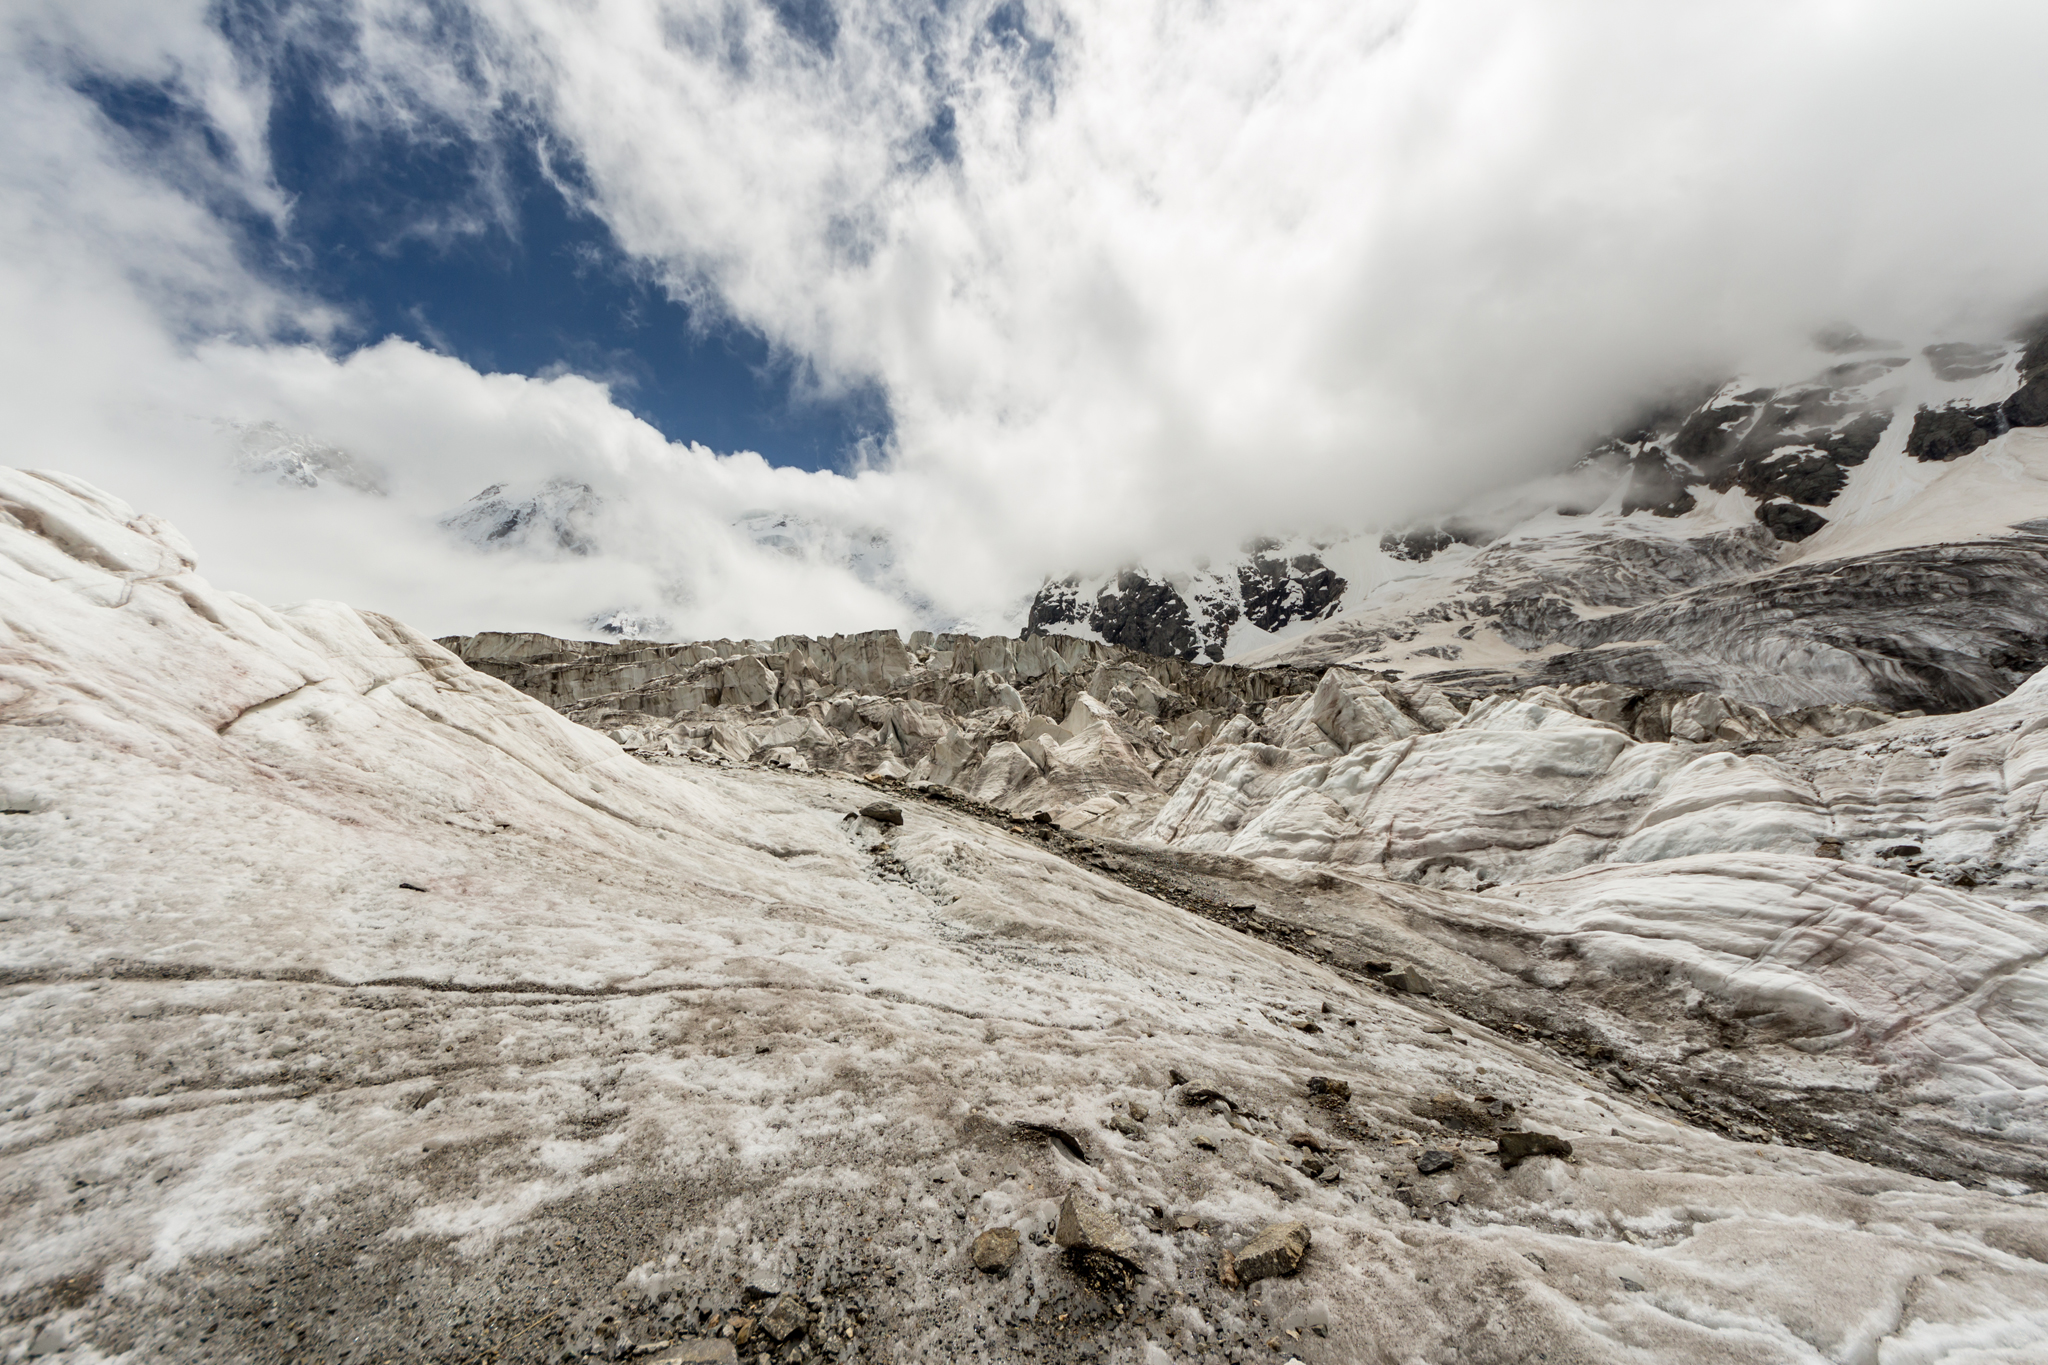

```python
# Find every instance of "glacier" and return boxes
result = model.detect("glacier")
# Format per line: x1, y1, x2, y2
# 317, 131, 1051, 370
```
5, 467, 2048, 1362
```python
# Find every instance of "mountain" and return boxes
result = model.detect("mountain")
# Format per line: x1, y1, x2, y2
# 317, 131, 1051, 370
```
442, 477, 603, 556
1029, 324, 2048, 697
9, 470, 2048, 1362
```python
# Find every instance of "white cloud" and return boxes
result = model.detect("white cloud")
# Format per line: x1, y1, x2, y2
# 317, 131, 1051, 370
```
5, 0, 2048, 641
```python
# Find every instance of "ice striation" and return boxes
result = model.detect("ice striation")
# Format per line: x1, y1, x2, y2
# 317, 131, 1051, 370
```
8, 470, 2048, 1362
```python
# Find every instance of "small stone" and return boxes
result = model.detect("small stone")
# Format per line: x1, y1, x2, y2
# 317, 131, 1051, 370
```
1305, 1076, 1350, 1101
1315, 1166, 1341, 1185
1128, 1101, 1150, 1123
1193, 1133, 1219, 1152
1385, 968, 1433, 996
1415, 1149, 1457, 1175
1495, 1131, 1573, 1169
1233, 1221, 1312, 1283
1054, 1191, 1136, 1257
1110, 1115, 1145, 1140
973, 1227, 1021, 1274
1619, 1277, 1646, 1292
760, 1296, 808, 1343
1299, 1154, 1326, 1178
1287, 1130, 1329, 1152
1169, 1068, 1190, 1086
644, 1342, 739, 1365
859, 801, 905, 826
743, 1270, 783, 1301
1173, 1214, 1201, 1231
1217, 1249, 1240, 1289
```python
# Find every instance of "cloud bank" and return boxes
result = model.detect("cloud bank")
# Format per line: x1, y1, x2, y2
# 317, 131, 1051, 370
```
6, 0, 2048, 640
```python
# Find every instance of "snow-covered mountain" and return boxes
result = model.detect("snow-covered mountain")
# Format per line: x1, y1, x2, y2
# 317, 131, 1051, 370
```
1029, 325, 2048, 698
229, 419, 387, 495
441, 477, 603, 556
9, 469, 2048, 1362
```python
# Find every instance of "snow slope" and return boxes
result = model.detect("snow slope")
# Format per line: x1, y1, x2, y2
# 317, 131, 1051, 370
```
4, 468, 2048, 1363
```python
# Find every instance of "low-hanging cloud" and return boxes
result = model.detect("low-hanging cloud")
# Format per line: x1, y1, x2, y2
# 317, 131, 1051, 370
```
6, 0, 2048, 641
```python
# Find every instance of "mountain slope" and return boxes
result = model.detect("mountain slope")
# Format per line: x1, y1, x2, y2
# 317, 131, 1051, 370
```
8, 472, 2048, 1362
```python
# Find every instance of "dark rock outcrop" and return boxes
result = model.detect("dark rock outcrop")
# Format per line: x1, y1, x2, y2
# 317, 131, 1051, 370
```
1756, 501, 1828, 542
1236, 551, 1346, 633
1908, 404, 2005, 462
1088, 571, 1200, 659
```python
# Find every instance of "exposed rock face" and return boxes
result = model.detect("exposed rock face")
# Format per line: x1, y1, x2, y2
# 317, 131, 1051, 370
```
1908, 404, 2005, 462
1025, 546, 1348, 662
1236, 548, 1346, 633
1755, 500, 1828, 542
1089, 570, 1201, 659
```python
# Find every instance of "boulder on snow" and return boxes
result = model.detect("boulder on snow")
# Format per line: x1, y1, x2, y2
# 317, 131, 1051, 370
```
1054, 1191, 1135, 1257
1496, 1131, 1574, 1169
1232, 1221, 1311, 1283
859, 801, 905, 826
972, 1226, 1021, 1274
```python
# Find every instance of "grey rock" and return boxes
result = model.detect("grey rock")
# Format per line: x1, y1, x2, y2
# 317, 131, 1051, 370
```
1109, 1115, 1145, 1139
1619, 1277, 1647, 1293
1415, 1149, 1457, 1175
1496, 1131, 1574, 1168
759, 1295, 808, 1343
1233, 1221, 1312, 1283
1305, 1076, 1351, 1101
1054, 1191, 1136, 1257
859, 801, 904, 826
645, 1342, 739, 1365
1757, 501, 1828, 543
972, 1226, 1021, 1274
1384, 968, 1433, 996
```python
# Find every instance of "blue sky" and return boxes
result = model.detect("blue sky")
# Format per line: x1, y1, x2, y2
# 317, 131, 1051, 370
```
76, 14, 890, 472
